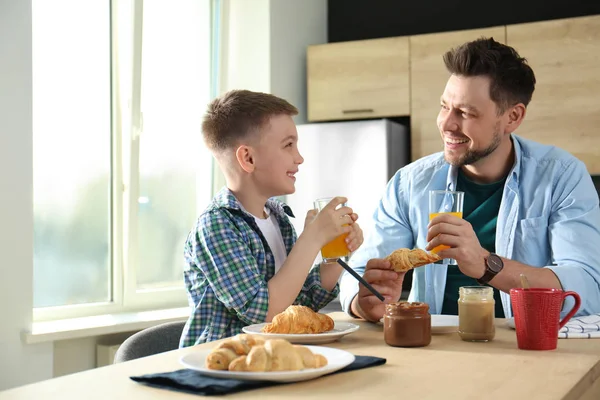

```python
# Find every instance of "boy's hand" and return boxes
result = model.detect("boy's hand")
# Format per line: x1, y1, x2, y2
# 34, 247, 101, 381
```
345, 213, 363, 252
304, 196, 353, 247
303, 209, 317, 230
304, 207, 362, 251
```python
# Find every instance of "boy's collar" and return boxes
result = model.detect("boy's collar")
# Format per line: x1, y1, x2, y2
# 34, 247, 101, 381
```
213, 187, 295, 218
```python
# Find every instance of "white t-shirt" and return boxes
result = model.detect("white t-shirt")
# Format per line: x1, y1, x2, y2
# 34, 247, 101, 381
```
253, 208, 287, 274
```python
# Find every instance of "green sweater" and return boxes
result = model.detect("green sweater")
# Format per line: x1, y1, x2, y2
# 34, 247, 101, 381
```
441, 169, 506, 318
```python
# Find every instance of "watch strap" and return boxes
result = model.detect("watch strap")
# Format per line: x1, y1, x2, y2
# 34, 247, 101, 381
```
477, 269, 497, 285
477, 253, 503, 285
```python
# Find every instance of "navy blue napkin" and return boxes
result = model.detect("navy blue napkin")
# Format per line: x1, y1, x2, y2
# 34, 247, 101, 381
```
131, 355, 386, 396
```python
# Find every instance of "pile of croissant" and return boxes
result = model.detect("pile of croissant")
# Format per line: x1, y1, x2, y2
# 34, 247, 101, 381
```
205, 334, 328, 372
261, 305, 334, 334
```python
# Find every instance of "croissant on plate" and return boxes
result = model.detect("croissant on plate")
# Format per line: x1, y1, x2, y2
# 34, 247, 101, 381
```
205, 335, 328, 372
204, 334, 265, 370
261, 305, 334, 334
385, 248, 441, 272
230, 339, 328, 372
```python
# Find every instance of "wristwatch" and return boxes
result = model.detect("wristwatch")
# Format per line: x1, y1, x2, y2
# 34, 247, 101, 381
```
477, 253, 504, 285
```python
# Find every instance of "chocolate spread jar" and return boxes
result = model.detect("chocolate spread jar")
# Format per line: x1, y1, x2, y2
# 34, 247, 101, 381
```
383, 301, 431, 347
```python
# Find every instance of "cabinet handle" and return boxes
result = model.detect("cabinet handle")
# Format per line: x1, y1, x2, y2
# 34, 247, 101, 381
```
342, 109, 374, 114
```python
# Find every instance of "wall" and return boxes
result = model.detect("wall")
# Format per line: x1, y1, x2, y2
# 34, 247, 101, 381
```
53, 332, 133, 377
220, 0, 271, 94
328, 0, 600, 42
0, 0, 54, 391
269, 0, 328, 124
219, 0, 327, 122
213, 0, 328, 192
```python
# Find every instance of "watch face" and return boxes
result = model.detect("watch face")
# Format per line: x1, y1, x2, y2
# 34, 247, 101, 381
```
487, 255, 504, 273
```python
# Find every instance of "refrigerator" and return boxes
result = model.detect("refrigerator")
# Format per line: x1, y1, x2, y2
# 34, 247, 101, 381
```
285, 118, 412, 303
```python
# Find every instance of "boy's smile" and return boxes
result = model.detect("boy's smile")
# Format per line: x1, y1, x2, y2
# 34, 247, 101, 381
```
286, 170, 298, 181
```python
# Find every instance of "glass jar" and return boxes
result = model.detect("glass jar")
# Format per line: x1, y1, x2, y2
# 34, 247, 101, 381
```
458, 286, 495, 342
383, 301, 431, 347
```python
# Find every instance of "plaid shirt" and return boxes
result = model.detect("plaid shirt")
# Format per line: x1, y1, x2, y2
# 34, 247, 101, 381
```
180, 188, 340, 346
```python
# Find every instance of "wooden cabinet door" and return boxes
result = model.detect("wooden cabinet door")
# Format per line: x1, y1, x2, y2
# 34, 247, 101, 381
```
410, 27, 506, 161
507, 15, 600, 174
307, 36, 409, 122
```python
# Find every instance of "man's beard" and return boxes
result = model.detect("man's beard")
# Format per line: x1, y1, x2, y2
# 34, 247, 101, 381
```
444, 128, 502, 167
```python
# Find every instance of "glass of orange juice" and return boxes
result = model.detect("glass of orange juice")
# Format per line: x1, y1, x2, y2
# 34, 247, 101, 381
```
429, 190, 464, 256
314, 197, 351, 263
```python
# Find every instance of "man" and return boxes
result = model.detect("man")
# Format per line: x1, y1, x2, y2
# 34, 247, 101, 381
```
340, 37, 600, 322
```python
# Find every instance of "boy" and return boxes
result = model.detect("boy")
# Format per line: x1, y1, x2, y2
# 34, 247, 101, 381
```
180, 90, 364, 345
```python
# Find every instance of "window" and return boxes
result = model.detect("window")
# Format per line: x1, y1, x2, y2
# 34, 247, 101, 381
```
33, 0, 214, 320
32, 0, 112, 309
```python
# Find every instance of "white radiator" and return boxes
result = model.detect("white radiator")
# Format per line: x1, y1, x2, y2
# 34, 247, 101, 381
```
96, 343, 122, 367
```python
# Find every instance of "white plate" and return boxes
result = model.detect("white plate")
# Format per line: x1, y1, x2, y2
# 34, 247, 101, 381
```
179, 345, 355, 382
506, 318, 516, 329
431, 314, 459, 334
379, 314, 459, 334
241, 321, 359, 344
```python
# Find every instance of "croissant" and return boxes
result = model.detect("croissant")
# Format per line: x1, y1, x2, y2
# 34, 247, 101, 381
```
261, 305, 334, 334
228, 339, 328, 372
205, 334, 265, 370
385, 248, 441, 272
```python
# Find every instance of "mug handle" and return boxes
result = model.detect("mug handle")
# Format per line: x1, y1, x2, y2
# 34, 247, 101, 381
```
558, 291, 581, 330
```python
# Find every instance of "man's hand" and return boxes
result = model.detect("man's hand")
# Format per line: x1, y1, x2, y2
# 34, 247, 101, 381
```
426, 213, 489, 279
352, 258, 404, 322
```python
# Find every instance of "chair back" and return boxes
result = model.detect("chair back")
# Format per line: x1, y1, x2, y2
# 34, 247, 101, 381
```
113, 320, 186, 363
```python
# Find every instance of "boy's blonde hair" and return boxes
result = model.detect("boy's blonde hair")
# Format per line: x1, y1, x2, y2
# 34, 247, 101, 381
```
202, 89, 298, 153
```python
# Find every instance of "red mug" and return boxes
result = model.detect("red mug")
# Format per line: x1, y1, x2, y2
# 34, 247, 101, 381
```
509, 288, 581, 351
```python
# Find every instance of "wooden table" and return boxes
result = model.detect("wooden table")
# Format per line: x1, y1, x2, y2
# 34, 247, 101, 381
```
2, 312, 600, 399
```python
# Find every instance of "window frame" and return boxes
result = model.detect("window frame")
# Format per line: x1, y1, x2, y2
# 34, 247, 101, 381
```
33, 0, 214, 322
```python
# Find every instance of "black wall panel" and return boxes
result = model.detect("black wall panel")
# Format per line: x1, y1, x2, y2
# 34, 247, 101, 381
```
328, 0, 600, 43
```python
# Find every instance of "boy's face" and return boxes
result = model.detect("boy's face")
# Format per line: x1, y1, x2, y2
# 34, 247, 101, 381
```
251, 114, 304, 197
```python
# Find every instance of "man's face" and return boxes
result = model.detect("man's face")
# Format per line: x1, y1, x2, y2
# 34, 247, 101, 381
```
437, 75, 507, 167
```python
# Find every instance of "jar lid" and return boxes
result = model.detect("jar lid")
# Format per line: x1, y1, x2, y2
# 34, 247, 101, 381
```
386, 301, 430, 315
459, 285, 494, 300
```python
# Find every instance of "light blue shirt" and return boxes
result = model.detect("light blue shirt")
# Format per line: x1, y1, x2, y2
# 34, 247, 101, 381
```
340, 134, 600, 318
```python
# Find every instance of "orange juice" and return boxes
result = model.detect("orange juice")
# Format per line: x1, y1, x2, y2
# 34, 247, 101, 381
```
321, 232, 350, 261
429, 211, 463, 253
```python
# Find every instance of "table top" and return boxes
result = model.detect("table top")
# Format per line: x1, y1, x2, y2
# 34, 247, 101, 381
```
2, 312, 600, 400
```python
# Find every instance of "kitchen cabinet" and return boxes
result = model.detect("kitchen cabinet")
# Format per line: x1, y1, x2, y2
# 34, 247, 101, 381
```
507, 15, 600, 173
307, 37, 410, 122
306, 15, 600, 173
